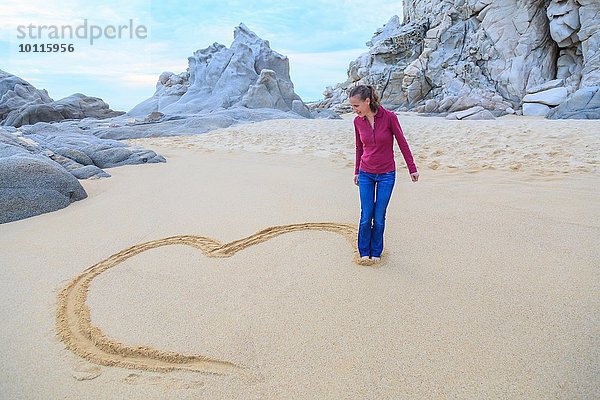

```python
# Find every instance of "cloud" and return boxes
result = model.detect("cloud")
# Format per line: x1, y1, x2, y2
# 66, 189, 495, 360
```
287, 48, 367, 101
120, 73, 160, 88
2, 0, 404, 110
287, 48, 366, 72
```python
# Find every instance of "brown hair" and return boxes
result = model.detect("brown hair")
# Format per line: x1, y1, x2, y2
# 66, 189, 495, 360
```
349, 84, 380, 113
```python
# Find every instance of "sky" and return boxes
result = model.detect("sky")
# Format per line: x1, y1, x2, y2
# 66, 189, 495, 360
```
0, 0, 403, 112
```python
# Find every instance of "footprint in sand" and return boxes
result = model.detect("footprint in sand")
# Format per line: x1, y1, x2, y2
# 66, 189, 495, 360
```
71, 361, 102, 381
428, 160, 440, 170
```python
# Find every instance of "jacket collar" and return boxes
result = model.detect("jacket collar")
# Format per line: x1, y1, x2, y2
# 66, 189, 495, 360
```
362, 106, 383, 121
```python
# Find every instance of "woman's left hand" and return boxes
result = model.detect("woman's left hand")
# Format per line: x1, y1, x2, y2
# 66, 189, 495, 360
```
410, 172, 419, 182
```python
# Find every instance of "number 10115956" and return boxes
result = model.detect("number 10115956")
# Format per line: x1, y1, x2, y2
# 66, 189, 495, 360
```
18, 43, 75, 52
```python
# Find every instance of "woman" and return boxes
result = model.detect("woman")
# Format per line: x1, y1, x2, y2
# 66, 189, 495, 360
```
349, 85, 419, 261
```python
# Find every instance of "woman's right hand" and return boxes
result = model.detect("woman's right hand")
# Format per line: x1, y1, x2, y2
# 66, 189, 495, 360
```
354, 174, 359, 186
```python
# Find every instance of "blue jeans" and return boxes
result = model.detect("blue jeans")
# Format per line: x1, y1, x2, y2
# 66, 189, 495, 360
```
357, 169, 396, 257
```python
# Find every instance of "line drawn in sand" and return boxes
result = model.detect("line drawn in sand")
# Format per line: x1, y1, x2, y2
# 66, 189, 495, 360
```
56, 222, 378, 376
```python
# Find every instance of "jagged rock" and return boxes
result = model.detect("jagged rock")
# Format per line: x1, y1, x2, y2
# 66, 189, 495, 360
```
527, 79, 565, 94
83, 146, 149, 169
0, 70, 124, 127
445, 106, 495, 120
242, 69, 290, 110
547, 0, 581, 47
547, 86, 600, 118
53, 93, 124, 120
367, 15, 404, 47
309, 108, 342, 119
577, 0, 600, 88
523, 103, 552, 116
80, 107, 304, 140
0, 154, 87, 224
423, 99, 439, 113
0, 131, 33, 158
522, 87, 569, 106
52, 147, 94, 166
129, 72, 190, 117
4, 104, 66, 127
128, 24, 309, 118
446, 106, 484, 120
308, 85, 351, 114
463, 110, 496, 120
70, 165, 111, 179
143, 111, 164, 123
1, 124, 165, 176
24, 124, 165, 168
291, 100, 311, 118
0, 69, 53, 124
547, 0, 600, 97
314, 0, 600, 119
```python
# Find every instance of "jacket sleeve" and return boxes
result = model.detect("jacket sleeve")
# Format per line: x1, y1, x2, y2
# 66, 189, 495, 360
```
354, 121, 363, 175
390, 113, 417, 174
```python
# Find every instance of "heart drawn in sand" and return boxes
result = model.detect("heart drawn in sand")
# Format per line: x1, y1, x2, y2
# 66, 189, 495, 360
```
56, 222, 370, 376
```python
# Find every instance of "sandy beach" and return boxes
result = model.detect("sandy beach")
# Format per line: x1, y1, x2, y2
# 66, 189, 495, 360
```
1, 113, 599, 399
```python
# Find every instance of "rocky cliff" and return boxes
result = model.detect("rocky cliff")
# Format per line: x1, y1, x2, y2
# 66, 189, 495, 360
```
314, 0, 600, 119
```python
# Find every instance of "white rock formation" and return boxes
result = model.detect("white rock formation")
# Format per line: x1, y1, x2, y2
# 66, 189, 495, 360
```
523, 103, 552, 117
445, 106, 495, 120
312, 0, 600, 119
547, 0, 600, 118
523, 87, 569, 106
527, 79, 565, 94
548, 85, 600, 119
523, 79, 569, 117
128, 24, 308, 118
0, 70, 53, 124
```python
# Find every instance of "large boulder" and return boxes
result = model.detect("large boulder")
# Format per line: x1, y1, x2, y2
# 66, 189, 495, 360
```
4, 104, 66, 127
128, 23, 308, 118
241, 69, 292, 110
53, 93, 125, 120
522, 87, 569, 106
547, 86, 600, 119
0, 154, 87, 224
445, 106, 496, 120
523, 103, 552, 117
0, 70, 53, 124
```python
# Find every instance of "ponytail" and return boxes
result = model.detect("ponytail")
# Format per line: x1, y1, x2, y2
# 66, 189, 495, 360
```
349, 84, 381, 113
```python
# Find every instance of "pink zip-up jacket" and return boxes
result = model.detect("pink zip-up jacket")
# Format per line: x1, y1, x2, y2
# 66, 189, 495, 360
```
354, 106, 417, 175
